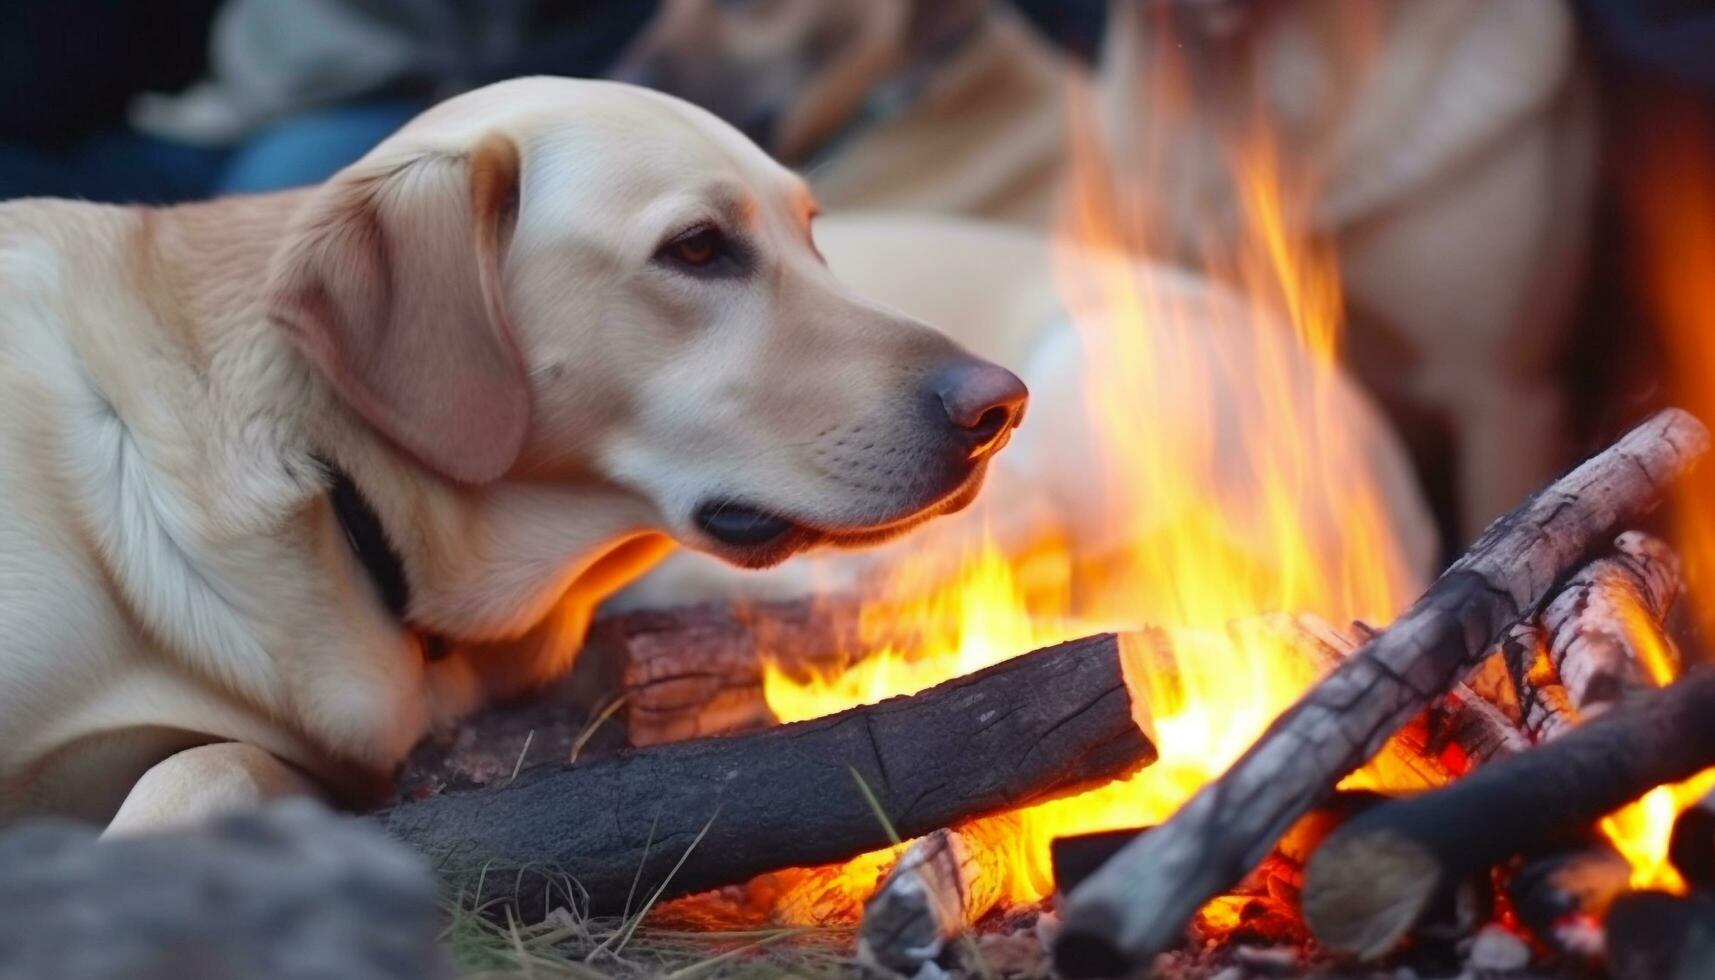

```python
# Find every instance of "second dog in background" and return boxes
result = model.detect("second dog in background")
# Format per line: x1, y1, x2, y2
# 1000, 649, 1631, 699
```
616, 0, 1599, 546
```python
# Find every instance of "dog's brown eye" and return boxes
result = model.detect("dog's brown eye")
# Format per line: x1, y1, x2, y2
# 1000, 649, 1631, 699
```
657, 225, 749, 278
669, 228, 722, 267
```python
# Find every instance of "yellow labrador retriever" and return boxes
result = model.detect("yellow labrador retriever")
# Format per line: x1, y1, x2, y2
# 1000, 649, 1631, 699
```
0, 78, 1025, 833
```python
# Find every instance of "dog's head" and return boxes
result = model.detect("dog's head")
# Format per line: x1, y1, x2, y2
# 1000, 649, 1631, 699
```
266, 78, 1024, 574
609, 0, 988, 162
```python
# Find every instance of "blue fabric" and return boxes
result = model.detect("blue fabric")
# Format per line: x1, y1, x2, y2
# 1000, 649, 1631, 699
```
1578, 0, 1715, 92
214, 101, 426, 194
0, 131, 224, 205
0, 102, 427, 205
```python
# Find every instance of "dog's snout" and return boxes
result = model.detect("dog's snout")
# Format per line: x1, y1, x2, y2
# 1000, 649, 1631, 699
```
929, 361, 1028, 456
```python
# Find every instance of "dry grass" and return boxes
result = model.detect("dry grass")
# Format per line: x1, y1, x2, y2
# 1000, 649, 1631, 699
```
439, 890, 859, 979
434, 803, 863, 979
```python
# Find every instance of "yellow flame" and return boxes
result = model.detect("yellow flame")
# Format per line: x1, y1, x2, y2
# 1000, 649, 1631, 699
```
754, 22, 1715, 923
760, 31, 1429, 909
1592, 92, 1715, 894
1601, 772, 1715, 894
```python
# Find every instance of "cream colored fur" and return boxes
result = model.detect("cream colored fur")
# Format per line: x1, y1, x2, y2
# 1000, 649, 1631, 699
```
0, 78, 1019, 833
618, 0, 1598, 539
615, 212, 1439, 613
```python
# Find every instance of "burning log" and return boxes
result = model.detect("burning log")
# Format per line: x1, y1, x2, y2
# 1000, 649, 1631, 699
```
1670, 787, 1715, 891
1503, 622, 1581, 744
1464, 652, 1522, 724
1300, 667, 1715, 959
856, 815, 1018, 975
1053, 409, 1711, 977
589, 598, 863, 746
1507, 840, 1631, 959
1051, 828, 1149, 896
375, 632, 1155, 916
1540, 531, 1681, 716
1429, 682, 1531, 766
1604, 890, 1715, 980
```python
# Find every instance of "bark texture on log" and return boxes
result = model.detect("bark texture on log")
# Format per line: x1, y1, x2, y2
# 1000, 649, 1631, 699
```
1503, 622, 1581, 744
375, 633, 1154, 916
1541, 531, 1681, 716
1301, 667, 1715, 959
1431, 683, 1531, 766
856, 816, 1017, 974
1053, 409, 1711, 978
589, 599, 863, 747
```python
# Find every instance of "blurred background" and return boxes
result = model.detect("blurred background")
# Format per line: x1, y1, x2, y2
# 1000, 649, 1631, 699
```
7, 0, 1715, 563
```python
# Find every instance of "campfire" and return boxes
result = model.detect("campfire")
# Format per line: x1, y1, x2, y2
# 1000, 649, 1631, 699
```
379, 38, 1715, 980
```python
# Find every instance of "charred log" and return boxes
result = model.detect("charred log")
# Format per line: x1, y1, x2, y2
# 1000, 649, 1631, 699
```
589, 598, 864, 747
1503, 622, 1582, 744
1540, 531, 1681, 716
1508, 840, 1632, 959
1053, 409, 1711, 977
1670, 786, 1715, 892
856, 816, 1017, 975
1301, 667, 1715, 959
1429, 682, 1531, 767
1051, 828, 1149, 896
374, 633, 1155, 916
1604, 890, 1715, 980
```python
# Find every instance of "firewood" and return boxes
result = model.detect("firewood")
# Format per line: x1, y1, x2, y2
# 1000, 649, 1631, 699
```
1507, 840, 1632, 959
1300, 667, 1715, 959
1052, 409, 1711, 978
1540, 530, 1681, 716
856, 815, 1018, 974
1670, 786, 1715, 891
588, 598, 864, 747
1465, 651, 1522, 724
1278, 619, 1526, 779
374, 632, 1155, 916
1429, 682, 1531, 767
1048, 792, 1388, 895
1604, 890, 1715, 980
1050, 828, 1150, 896
1503, 622, 1581, 744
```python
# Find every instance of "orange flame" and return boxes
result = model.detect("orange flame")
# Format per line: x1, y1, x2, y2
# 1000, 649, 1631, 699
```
1594, 91, 1715, 894
761, 45, 1423, 908
759, 23, 1715, 920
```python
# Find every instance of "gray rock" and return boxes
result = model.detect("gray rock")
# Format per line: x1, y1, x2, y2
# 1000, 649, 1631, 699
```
1466, 924, 1532, 973
0, 800, 452, 980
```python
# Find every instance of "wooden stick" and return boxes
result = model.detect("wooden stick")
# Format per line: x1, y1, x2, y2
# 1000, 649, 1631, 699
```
1300, 667, 1715, 959
1541, 531, 1682, 716
856, 815, 1018, 974
1053, 409, 1710, 977
374, 633, 1155, 916
1605, 890, 1715, 980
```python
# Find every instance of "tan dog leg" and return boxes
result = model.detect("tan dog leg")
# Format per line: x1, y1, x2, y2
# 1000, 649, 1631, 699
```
102, 743, 326, 838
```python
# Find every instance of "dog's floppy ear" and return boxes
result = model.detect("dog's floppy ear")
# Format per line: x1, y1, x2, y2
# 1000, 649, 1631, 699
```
268, 133, 528, 484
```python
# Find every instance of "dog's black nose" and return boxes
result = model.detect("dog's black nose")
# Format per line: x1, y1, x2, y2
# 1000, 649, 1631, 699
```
929, 361, 1028, 457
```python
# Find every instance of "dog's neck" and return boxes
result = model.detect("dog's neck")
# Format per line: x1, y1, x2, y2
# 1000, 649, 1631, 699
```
150, 192, 669, 647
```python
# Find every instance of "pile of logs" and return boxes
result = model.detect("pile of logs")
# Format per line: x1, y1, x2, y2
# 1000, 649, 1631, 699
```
1055, 408, 1715, 977
373, 408, 1715, 978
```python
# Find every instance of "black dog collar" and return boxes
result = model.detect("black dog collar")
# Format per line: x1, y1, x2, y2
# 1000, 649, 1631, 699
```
318, 455, 450, 659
